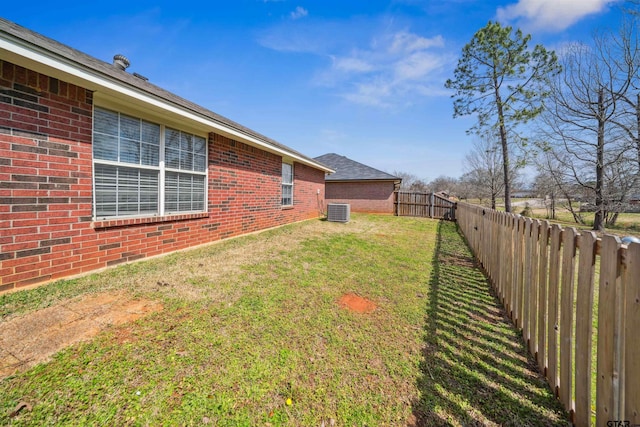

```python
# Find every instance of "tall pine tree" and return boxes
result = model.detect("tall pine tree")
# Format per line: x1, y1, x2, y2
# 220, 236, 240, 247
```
445, 21, 560, 212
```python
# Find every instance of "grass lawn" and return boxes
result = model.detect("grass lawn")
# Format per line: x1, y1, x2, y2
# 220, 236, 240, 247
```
0, 215, 569, 426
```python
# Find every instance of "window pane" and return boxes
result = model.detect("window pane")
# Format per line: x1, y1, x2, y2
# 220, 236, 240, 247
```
142, 121, 160, 146
180, 134, 194, 171
165, 128, 180, 149
165, 129, 206, 172
164, 172, 205, 213
178, 174, 191, 212
193, 136, 206, 154
165, 128, 181, 170
94, 108, 161, 167
194, 154, 206, 172
180, 151, 194, 171
120, 114, 140, 140
165, 172, 179, 212
166, 147, 180, 169
93, 133, 118, 161
282, 163, 293, 184
94, 164, 158, 217
118, 168, 140, 214
94, 164, 117, 216
180, 133, 194, 152
94, 108, 118, 135
120, 138, 140, 164
141, 143, 159, 166
282, 184, 293, 206
140, 170, 159, 213
282, 162, 293, 205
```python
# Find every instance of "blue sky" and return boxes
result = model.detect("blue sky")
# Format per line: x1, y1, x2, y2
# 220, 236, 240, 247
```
2, 0, 627, 180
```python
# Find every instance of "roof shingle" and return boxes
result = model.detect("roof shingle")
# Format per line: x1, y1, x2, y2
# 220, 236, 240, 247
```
314, 153, 400, 181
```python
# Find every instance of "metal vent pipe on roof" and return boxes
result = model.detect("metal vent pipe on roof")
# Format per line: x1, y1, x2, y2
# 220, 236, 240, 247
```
112, 54, 130, 71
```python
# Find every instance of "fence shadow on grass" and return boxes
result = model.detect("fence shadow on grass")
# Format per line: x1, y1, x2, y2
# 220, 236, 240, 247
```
409, 220, 570, 427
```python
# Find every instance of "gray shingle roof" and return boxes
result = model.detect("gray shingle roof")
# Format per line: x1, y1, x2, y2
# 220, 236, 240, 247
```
0, 17, 331, 172
314, 153, 401, 181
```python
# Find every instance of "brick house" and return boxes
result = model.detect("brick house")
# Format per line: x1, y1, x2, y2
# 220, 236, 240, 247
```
0, 18, 333, 292
314, 153, 401, 214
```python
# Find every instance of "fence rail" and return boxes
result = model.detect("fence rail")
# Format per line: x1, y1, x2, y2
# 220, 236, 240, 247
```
394, 192, 456, 220
456, 202, 639, 427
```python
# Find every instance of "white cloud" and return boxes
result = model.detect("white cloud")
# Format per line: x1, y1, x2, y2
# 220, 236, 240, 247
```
258, 19, 453, 108
496, 0, 621, 32
342, 79, 394, 107
394, 51, 446, 80
389, 32, 444, 54
327, 31, 452, 107
290, 6, 308, 20
332, 56, 375, 73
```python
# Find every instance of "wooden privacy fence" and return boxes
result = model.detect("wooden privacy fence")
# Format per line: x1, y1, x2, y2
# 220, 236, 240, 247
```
394, 192, 456, 220
456, 202, 639, 426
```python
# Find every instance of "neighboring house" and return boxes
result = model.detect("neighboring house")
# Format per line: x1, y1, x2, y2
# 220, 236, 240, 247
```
0, 18, 333, 292
314, 153, 401, 214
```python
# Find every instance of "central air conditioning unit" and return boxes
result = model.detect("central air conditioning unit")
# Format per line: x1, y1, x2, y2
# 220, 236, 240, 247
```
327, 203, 350, 222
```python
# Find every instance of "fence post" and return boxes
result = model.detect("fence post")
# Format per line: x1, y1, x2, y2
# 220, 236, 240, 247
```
429, 192, 434, 218
537, 221, 550, 375
528, 220, 540, 357
514, 216, 526, 329
505, 214, 514, 316
394, 191, 398, 216
523, 218, 533, 345
596, 235, 622, 424
547, 224, 562, 397
575, 231, 597, 427
623, 242, 640, 423
560, 228, 578, 413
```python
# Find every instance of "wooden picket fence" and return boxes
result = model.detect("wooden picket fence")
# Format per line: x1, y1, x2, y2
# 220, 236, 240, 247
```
394, 192, 456, 220
456, 202, 639, 426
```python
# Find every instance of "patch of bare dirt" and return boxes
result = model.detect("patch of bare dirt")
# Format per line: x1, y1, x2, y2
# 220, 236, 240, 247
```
338, 293, 377, 313
0, 291, 162, 379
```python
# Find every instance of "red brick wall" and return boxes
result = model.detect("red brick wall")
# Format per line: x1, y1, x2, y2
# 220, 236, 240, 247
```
325, 181, 396, 214
0, 60, 326, 292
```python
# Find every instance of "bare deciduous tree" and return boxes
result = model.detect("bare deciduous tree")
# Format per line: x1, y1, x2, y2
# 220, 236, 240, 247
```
426, 176, 459, 196
534, 146, 586, 223
539, 24, 638, 231
463, 134, 520, 209
392, 171, 429, 192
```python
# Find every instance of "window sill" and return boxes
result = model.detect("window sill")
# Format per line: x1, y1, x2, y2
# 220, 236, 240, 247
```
281, 205, 294, 210
92, 212, 209, 230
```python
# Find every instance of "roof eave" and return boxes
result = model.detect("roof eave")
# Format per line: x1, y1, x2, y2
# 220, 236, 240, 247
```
0, 27, 333, 173
326, 178, 402, 183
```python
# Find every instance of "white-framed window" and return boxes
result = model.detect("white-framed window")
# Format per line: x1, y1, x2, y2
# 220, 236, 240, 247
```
282, 162, 293, 206
92, 107, 207, 219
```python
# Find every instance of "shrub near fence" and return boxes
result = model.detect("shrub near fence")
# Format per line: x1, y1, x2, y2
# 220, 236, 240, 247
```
456, 202, 639, 427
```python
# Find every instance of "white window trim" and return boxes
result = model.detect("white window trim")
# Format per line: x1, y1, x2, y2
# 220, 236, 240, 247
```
282, 161, 294, 207
92, 106, 208, 220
